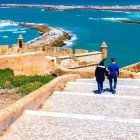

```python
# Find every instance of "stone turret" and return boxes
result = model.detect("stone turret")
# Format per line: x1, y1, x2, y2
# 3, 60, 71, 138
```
100, 41, 108, 60
18, 35, 24, 48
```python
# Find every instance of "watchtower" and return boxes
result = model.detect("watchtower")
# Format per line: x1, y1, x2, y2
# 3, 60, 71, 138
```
100, 41, 108, 60
18, 35, 24, 48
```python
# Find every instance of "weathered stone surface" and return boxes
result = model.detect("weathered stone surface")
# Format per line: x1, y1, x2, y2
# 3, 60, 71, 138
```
0, 52, 54, 76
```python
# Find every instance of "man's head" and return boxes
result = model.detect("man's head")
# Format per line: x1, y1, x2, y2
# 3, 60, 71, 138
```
99, 61, 104, 66
111, 57, 115, 63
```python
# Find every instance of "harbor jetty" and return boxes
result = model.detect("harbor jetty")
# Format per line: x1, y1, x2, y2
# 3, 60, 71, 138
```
0, 4, 140, 11
18, 22, 70, 48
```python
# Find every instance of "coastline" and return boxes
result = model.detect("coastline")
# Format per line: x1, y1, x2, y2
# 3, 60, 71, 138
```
0, 4, 140, 11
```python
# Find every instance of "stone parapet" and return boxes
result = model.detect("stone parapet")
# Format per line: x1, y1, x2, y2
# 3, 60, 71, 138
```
75, 49, 88, 54
57, 51, 102, 68
0, 74, 80, 132
119, 62, 140, 79
122, 62, 140, 73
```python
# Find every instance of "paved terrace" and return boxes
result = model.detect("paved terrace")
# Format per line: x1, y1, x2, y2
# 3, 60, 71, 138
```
1, 78, 140, 139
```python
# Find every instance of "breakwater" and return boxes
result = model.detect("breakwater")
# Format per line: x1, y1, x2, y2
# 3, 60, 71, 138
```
18, 22, 70, 47
0, 4, 140, 11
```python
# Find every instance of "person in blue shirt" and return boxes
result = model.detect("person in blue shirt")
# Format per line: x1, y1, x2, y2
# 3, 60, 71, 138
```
108, 58, 119, 94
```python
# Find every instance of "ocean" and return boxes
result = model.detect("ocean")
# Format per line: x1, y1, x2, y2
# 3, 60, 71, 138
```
0, 0, 140, 67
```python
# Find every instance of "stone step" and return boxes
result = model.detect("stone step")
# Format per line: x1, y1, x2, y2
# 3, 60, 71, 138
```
1, 110, 140, 140
64, 82, 140, 96
41, 91, 140, 119
76, 78, 140, 87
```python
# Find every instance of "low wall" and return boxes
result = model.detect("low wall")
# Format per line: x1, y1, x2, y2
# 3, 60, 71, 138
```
122, 62, 140, 73
52, 66, 95, 78
0, 74, 80, 132
57, 52, 102, 68
0, 52, 54, 76
120, 62, 140, 79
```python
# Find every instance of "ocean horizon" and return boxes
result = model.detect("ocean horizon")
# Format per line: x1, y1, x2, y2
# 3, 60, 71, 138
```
0, 0, 140, 67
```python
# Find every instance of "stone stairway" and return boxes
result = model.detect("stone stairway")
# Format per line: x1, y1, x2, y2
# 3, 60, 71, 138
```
1, 78, 140, 139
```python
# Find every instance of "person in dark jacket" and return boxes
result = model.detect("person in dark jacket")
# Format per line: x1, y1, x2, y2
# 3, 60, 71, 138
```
95, 61, 107, 94
108, 58, 119, 94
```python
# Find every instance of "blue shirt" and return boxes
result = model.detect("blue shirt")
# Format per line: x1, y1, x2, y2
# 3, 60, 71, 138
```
108, 62, 119, 76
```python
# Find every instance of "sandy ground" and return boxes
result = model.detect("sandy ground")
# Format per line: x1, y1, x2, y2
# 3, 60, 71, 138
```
0, 89, 23, 110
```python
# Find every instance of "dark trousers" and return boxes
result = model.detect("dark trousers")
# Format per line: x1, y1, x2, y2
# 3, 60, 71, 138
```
97, 81, 103, 93
109, 76, 117, 91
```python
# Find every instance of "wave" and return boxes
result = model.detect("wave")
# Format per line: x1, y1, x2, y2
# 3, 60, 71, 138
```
19, 28, 27, 31
127, 12, 140, 18
64, 33, 77, 48
41, 9, 45, 11
89, 18, 93, 20
0, 7, 10, 9
0, 29, 18, 32
0, 20, 18, 27
56, 27, 77, 47
92, 17, 129, 22
2, 36, 8, 38
101, 17, 129, 21
13, 31, 26, 34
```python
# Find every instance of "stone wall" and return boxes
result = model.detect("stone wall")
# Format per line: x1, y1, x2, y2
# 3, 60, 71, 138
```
0, 74, 80, 132
119, 62, 140, 79
0, 52, 54, 76
57, 52, 102, 68
122, 62, 140, 73
75, 49, 89, 54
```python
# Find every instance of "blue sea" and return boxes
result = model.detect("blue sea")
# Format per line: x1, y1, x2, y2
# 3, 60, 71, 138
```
0, 0, 140, 67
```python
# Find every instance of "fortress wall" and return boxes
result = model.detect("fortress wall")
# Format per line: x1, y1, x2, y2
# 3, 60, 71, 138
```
57, 52, 102, 68
0, 52, 54, 76
75, 52, 102, 63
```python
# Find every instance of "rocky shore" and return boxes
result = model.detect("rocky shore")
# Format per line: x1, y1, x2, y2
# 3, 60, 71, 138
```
0, 4, 140, 11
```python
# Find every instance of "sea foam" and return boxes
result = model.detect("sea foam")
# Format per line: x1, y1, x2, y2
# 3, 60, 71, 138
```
13, 31, 26, 34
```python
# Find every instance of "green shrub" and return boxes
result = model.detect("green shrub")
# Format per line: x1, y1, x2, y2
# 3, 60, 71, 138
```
0, 69, 56, 90
0, 69, 14, 80
12, 75, 55, 87
18, 82, 43, 96
0, 69, 14, 89
0, 80, 13, 89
